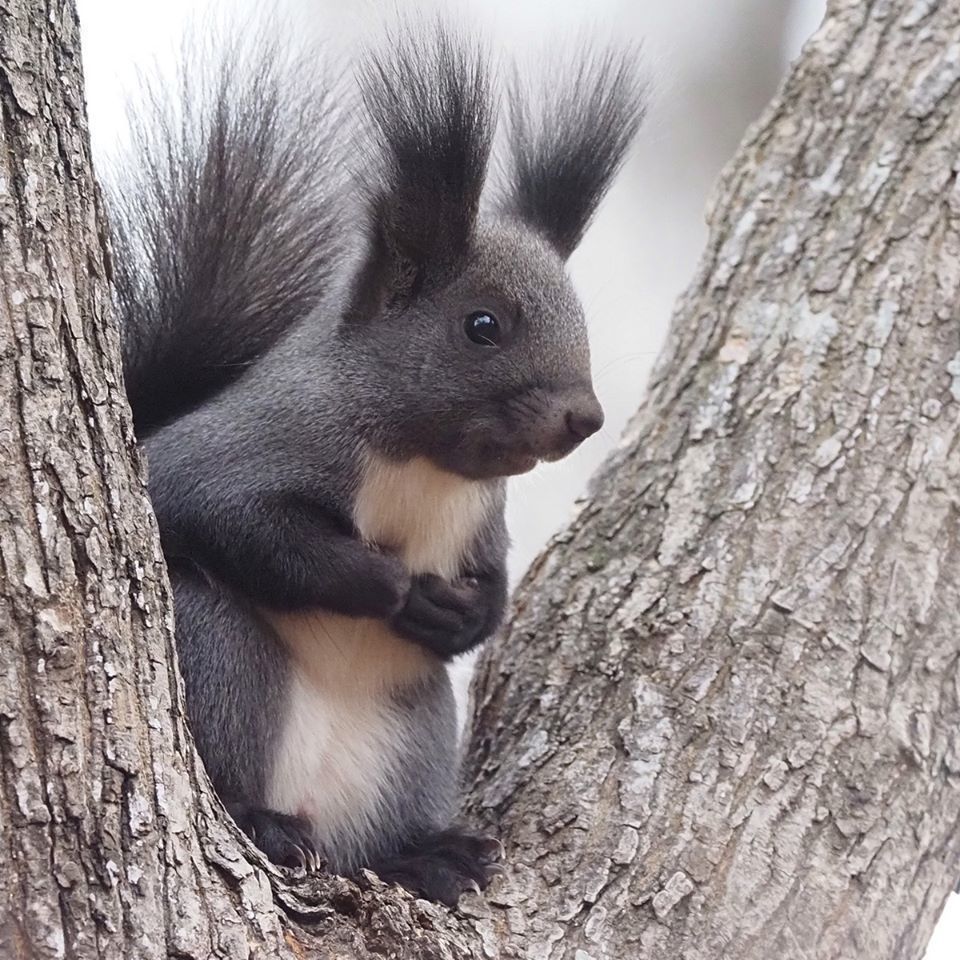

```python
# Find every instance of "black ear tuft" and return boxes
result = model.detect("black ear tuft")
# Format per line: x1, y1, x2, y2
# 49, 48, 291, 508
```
501, 45, 647, 259
358, 23, 495, 278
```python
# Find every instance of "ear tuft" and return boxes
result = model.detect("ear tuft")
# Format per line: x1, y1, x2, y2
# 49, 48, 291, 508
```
359, 22, 495, 274
501, 44, 647, 259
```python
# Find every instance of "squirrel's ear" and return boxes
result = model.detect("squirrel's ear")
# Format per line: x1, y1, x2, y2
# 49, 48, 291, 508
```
352, 23, 494, 309
500, 45, 647, 260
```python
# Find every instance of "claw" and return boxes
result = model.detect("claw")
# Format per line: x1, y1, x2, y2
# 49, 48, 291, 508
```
482, 837, 505, 861
369, 828, 506, 906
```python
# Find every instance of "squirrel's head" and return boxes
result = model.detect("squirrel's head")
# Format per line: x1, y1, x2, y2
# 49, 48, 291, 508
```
342, 26, 645, 481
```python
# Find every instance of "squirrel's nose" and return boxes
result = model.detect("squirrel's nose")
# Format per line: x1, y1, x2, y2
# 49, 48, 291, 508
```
565, 395, 604, 443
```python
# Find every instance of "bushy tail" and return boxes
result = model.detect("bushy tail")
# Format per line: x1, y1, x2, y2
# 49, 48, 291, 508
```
106, 31, 348, 436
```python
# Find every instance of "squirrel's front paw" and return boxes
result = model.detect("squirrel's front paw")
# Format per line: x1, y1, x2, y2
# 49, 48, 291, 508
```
391, 573, 484, 658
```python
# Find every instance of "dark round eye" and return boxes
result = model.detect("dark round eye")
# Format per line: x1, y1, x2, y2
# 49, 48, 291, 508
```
464, 311, 501, 346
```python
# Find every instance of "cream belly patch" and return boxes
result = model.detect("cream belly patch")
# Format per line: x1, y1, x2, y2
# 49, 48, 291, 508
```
263, 453, 494, 861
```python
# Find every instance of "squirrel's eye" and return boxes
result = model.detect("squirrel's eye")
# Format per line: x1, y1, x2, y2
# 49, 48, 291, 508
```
464, 311, 501, 346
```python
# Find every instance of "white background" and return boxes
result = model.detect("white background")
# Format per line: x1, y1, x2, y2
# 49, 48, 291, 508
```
74, 0, 959, 953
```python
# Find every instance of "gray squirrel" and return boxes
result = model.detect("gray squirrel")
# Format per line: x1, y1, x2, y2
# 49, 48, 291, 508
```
109, 23, 645, 906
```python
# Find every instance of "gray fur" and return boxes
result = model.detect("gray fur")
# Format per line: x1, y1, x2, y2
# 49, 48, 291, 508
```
170, 561, 290, 806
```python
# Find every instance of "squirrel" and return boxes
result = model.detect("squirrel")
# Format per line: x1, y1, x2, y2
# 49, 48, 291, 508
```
108, 22, 645, 906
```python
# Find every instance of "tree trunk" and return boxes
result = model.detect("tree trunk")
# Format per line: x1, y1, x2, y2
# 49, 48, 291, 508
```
467, 1, 960, 956
2, 0, 958, 959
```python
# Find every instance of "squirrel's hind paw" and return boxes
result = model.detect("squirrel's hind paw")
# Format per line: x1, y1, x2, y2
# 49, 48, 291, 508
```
369, 827, 503, 907
227, 802, 322, 875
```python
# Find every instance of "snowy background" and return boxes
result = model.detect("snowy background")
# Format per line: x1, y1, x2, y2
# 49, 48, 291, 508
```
75, 0, 959, 953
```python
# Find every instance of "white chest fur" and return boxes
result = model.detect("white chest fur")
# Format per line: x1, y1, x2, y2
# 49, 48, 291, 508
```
353, 453, 494, 577
263, 454, 493, 863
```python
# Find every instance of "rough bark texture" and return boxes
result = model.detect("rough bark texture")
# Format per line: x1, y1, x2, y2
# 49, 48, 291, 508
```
467, 0, 960, 956
2, 0, 959, 959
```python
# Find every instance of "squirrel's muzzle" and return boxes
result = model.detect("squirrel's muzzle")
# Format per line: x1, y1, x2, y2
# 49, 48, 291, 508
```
537, 387, 604, 463
448, 384, 604, 478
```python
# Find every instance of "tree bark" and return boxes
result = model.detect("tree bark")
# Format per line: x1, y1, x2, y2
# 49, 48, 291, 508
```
2, 0, 959, 959
467, 1, 960, 956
